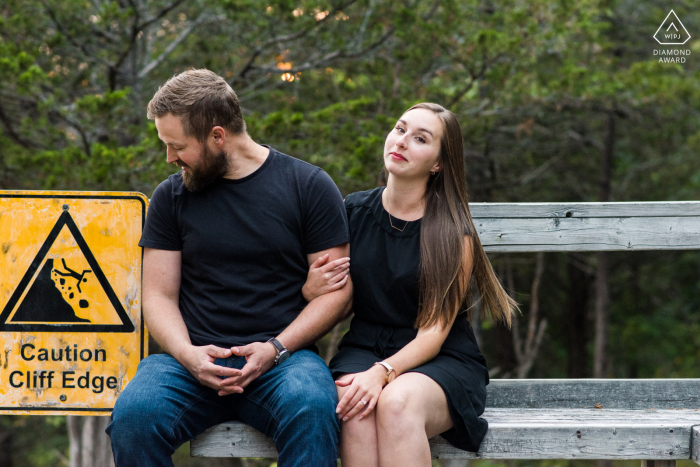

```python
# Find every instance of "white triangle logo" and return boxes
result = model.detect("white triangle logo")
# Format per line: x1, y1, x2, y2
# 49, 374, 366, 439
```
654, 10, 691, 45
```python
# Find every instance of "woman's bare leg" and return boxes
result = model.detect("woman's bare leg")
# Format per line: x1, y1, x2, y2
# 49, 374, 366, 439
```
337, 375, 380, 467
376, 372, 453, 467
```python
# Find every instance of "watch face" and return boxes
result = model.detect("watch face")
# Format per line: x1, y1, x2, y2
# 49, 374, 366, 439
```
387, 370, 396, 383
277, 350, 290, 365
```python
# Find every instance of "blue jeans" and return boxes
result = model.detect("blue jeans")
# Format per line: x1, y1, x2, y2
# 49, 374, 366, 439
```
106, 350, 339, 467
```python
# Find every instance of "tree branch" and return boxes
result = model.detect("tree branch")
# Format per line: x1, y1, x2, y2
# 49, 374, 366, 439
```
43, 2, 114, 69
0, 101, 40, 149
250, 25, 395, 75
446, 53, 502, 108
137, 0, 188, 31
51, 111, 92, 157
232, 49, 262, 83
422, 0, 441, 20
261, 0, 360, 48
138, 12, 208, 79
231, 0, 360, 85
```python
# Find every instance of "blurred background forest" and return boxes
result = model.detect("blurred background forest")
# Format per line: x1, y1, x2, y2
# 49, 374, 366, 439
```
1, 0, 700, 466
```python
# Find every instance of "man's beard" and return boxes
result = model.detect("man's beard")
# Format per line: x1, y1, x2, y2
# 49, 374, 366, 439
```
181, 146, 230, 193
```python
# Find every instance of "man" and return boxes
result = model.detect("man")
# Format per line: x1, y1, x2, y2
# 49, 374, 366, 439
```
107, 69, 352, 467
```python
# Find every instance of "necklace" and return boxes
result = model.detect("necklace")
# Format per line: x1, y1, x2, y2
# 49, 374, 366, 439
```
388, 212, 410, 231
386, 202, 423, 232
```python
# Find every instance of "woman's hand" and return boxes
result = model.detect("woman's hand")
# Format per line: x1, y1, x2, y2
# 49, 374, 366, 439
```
301, 254, 350, 301
335, 364, 386, 421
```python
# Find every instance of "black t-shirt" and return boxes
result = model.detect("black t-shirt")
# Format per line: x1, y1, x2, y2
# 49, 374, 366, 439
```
347, 188, 421, 329
139, 146, 349, 348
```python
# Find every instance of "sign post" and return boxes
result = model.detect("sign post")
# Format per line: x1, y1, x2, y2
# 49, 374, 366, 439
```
0, 191, 147, 415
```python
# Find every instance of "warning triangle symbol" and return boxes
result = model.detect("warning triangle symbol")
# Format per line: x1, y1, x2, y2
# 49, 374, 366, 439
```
0, 211, 135, 332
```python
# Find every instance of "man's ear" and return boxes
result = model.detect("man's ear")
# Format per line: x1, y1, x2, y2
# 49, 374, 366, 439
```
210, 126, 226, 147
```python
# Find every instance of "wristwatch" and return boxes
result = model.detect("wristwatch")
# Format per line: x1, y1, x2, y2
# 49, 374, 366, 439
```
266, 337, 291, 365
373, 361, 396, 384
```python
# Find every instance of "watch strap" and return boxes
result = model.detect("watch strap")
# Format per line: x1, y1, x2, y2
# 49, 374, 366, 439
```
266, 337, 289, 365
267, 337, 286, 353
373, 361, 395, 384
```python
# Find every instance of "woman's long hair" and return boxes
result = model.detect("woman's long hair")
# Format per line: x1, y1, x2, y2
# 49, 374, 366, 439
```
407, 103, 517, 329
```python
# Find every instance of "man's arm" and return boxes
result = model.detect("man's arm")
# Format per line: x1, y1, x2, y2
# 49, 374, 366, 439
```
221, 242, 352, 394
142, 247, 241, 390
280, 242, 353, 349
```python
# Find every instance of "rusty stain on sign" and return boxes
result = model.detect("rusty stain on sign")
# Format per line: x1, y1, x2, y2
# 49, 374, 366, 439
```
0, 191, 148, 416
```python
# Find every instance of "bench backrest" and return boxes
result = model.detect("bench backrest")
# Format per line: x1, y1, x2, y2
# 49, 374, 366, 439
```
487, 379, 700, 409
474, 203, 700, 411
471, 202, 700, 252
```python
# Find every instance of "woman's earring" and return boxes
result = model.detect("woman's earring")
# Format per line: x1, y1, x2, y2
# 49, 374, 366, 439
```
430, 171, 437, 176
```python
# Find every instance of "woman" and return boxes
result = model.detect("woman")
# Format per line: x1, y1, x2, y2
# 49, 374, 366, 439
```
303, 103, 517, 466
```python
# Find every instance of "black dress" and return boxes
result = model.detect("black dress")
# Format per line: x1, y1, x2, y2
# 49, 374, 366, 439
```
328, 187, 489, 453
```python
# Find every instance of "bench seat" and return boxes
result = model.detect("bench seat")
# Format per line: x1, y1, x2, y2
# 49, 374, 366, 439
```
191, 408, 700, 460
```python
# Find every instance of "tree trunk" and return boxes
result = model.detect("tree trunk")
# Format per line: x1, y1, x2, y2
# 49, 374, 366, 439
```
593, 110, 614, 379
493, 261, 517, 378
594, 110, 615, 467
68, 416, 114, 467
512, 253, 548, 379
593, 251, 610, 379
0, 416, 13, 467
566, 256, 591, 378
68, 416, 81, 467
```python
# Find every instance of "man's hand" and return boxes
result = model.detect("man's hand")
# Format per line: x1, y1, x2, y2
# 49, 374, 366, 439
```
177, 344, 242, 392
218, 342, 278, 395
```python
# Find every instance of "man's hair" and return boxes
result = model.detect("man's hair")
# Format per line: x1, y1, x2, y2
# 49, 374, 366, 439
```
147, 69, 246, 141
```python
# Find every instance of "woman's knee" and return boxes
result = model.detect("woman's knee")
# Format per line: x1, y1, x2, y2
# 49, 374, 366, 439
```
376, 384, 422, 429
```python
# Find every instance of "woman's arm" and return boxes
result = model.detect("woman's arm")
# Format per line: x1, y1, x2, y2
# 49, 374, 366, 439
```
335, 236, 474, 421
301, 253, 350, 301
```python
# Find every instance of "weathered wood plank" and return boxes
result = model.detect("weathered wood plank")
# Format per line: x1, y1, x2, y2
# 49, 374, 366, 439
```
191, 409, 700, 459
470, 202, 700, 219
692, 426, 700, 465
475, 217, 700, 252
487, 379, 700, 409
191, 421, 279, 458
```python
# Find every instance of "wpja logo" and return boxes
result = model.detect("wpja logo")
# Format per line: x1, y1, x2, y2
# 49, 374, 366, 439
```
653, 9, 691, 63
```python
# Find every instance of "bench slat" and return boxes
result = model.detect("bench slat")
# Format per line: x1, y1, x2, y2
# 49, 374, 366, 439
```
470, 202, 700, 219
692, 426, 700, 465
487, 379, 700, 409
475, 217, 700, 252
191, 409, 700, 460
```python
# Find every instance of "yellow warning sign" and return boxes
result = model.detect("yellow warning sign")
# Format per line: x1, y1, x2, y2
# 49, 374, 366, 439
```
0, 191, 148, 415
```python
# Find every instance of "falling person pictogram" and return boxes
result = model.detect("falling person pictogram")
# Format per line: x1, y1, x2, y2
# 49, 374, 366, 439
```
52, 258, 92, 309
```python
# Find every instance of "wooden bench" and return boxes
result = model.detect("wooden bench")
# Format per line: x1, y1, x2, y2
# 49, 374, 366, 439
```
191, 202, 700, 464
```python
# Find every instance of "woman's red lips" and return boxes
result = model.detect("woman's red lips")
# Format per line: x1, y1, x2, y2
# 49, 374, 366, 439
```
390, 152, 407, 161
